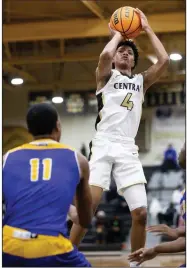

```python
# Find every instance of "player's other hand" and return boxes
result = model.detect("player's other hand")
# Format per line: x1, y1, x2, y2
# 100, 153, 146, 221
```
147, 224, 179, 240
108, 23, 122, 38
135, 8, 150, 31
128, 247, 157, 265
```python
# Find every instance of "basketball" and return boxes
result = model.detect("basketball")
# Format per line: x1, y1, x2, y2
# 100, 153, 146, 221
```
110, 6, 142, 39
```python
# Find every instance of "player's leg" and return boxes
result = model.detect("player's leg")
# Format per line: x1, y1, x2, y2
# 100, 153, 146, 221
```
121, 184, 147, 251
70, 138, 113, 246
113, 143, 147, 267
119, 184, 147, 267
70, 185, 103, 246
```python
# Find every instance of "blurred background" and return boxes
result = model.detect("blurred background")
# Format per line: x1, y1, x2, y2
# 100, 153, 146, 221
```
3, 0, 186, 266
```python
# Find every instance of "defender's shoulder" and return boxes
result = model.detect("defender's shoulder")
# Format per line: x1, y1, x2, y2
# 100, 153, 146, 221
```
52, 143, 75, 151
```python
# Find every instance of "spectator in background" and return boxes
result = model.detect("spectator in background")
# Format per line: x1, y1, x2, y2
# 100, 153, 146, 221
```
161, 144, 179, 173
149, 197, 162, 225
164, 144, 177, 162
106, 177, 118, 203
107, 215, 122, 244
95, 210, 107, 245
80, 143, 87, 158
172, 185, 183, 214
157, 202, 177, 227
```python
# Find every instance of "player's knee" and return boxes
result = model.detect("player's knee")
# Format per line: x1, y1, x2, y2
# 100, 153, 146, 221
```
131, 207, 147, 225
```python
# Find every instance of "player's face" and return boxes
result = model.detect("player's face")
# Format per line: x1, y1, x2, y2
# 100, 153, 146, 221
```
114, 46, 135, 69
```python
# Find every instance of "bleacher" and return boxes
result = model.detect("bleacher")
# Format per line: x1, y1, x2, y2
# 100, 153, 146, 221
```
147, 169, 184, 206
148, 170, 184, 191
79, 202, 132, 251
79, 168, 185, 251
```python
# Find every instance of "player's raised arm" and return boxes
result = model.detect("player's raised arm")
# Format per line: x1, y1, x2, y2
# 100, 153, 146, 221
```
96, 24, 124, 90
75, 153, 92, 228
136, 8, 169, 92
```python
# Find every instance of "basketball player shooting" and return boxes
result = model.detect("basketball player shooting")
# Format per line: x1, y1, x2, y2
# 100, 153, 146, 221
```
70, 8, 169, 267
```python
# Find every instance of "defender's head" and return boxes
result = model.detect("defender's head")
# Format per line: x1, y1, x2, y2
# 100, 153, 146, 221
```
26, 103, 61, 142
113, 40, 139, 71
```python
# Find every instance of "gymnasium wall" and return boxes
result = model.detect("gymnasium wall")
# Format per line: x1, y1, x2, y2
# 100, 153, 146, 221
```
3, 89, 185, 165
3, 89, 28, 127
3, 127, 33, 154
139, 106, 185, 166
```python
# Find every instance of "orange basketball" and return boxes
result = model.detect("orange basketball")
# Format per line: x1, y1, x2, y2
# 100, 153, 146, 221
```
110, 6, 142, 39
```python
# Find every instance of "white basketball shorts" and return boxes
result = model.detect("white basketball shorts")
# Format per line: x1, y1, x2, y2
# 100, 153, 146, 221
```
88, 133, 147, 194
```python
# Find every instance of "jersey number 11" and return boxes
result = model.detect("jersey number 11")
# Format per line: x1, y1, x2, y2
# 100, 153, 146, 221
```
30, 158, 52, 182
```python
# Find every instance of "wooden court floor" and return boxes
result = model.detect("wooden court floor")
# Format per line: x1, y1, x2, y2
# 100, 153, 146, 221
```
85, 252, 185, 267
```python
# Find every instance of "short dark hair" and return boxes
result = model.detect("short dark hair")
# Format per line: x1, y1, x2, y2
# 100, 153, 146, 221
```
116, 40, 139, 70
26, 103, 58, 136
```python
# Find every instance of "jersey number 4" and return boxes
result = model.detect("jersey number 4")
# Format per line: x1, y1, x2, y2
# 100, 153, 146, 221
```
121, 93, 134, 111
30, 158, 52, 182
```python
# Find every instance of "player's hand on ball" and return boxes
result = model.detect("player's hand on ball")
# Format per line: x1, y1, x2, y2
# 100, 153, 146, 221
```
128, 247, 157, 265
147, 224, 179, 240
135, 8, 150, 31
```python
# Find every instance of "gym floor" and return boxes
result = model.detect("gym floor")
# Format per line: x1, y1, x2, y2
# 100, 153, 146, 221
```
85, 251, 185, 267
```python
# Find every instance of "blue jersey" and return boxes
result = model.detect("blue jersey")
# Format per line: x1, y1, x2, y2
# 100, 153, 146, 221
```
3, 139, 80, 237
180, 190, 186, 222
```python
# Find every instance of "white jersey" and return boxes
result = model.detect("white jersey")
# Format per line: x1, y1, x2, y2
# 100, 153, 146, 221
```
95, 69, 144, 139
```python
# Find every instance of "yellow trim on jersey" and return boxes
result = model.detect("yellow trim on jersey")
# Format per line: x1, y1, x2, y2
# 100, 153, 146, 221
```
3, 225, 73, 258
8, 142, 75, 153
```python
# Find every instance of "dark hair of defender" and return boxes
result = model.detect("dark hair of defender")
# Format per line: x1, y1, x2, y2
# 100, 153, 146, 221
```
26, 103, 58, 137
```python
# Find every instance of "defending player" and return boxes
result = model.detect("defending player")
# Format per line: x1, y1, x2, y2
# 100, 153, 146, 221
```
70, 8, 169, 267
3, 103, 92, 267
128, 143, 186, 267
